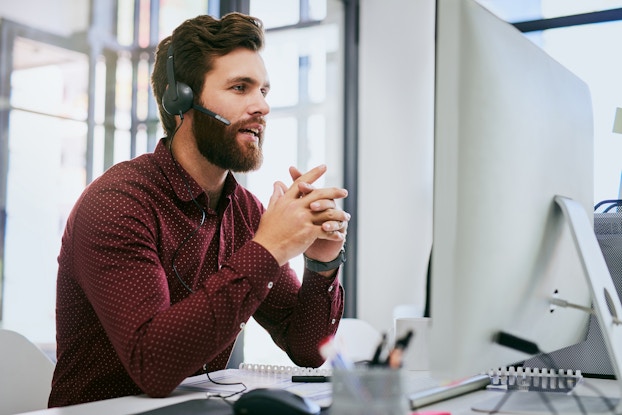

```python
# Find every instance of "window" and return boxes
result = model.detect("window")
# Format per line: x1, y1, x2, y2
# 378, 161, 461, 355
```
241, 0, 345, 367
527, 22, 622, 204
3, 35, 89, 345
244, 1, 343, 207
0, 0, 347, 359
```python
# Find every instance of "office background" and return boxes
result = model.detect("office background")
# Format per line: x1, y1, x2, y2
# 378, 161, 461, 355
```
0, 0, 621, 365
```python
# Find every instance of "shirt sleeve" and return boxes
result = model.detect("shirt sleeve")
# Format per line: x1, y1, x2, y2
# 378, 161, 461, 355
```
251, 264, 345, 368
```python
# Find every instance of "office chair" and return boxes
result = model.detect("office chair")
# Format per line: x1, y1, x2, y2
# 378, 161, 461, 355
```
324, 318, 383, 366
0, 328, 55, 415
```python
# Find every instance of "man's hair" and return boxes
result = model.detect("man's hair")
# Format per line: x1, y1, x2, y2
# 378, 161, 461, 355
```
151, 13, 265, 138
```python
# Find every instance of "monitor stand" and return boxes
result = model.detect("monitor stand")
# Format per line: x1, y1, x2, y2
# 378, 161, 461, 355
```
473, 196, 622, 414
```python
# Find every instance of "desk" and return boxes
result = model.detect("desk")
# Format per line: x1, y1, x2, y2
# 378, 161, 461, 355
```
15, 374, 620, 415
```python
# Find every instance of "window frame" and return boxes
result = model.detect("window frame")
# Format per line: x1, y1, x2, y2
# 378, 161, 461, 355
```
511, 7, 622, 32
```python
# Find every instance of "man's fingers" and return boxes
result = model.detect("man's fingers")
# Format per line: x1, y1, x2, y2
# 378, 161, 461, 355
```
289, 166, 303, 181
288, 165, 326, 192
267, 181, 286, 208
315, 228, 347, 241
322, 219, 348, 233
296, 181, 314, 198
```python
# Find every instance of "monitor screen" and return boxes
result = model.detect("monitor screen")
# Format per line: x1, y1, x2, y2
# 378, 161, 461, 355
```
429, 0, 594, 379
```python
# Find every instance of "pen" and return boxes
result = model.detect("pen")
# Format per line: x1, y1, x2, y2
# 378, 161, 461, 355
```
319, 336, 371, 400
291, 375, 332, 383
370, 333, 387, 366
388, 329, 414, 369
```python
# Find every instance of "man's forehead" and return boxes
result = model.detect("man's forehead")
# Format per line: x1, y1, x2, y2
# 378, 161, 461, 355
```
210, 49, 269, 83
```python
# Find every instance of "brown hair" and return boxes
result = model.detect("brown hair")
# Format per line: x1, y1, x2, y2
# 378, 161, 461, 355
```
151, 12, 265, 138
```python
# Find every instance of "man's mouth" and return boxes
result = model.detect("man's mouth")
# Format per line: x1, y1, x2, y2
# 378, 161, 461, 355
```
240, 127, 260, 137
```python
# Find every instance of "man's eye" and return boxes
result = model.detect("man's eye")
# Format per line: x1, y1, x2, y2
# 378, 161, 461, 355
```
233, 85, 246, 92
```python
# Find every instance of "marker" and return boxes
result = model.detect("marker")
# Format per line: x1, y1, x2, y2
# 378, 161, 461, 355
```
292, 375, 332, 383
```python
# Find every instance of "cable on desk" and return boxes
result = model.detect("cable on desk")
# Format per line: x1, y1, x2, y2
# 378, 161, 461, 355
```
203, 364, 247, 403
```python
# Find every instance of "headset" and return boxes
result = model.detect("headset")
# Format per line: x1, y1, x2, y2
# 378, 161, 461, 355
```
163, 43, 231, 293
162, 43, 231, 125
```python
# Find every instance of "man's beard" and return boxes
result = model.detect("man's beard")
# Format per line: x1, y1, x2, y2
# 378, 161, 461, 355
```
192, 110, 264, 173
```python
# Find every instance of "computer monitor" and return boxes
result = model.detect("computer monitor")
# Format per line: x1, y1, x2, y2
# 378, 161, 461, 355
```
429, 0, 595, 380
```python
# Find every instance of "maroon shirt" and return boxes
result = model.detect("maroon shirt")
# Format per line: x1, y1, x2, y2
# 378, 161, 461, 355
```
49, 140, 344, 407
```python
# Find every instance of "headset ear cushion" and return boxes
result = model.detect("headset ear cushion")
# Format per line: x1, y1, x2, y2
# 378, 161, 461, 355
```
163, 81, 194, 115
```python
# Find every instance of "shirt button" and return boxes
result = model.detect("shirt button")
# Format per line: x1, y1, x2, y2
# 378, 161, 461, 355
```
267, 282, 274, 289
331, 319, 336, 325
328, 285, 333, 292
239, 322, 246, 329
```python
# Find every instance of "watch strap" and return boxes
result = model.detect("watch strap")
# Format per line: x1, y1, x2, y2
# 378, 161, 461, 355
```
304, 249, 346, 273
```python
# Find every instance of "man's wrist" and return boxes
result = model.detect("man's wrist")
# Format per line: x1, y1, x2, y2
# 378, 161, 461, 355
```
303, 248, 346, 273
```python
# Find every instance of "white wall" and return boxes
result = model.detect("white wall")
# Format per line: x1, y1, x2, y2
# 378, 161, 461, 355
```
358, 0, 435, 332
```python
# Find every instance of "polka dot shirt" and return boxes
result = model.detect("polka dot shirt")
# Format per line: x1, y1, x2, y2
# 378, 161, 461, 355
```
48, 139, 344, 407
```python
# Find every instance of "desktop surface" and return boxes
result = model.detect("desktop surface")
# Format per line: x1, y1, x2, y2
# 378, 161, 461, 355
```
14, 372, 621, 415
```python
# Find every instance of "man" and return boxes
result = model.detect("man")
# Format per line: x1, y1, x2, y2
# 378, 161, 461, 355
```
49, 12, 348, 407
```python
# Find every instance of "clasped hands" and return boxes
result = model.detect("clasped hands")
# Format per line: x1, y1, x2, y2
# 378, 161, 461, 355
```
253, 164, 350, 268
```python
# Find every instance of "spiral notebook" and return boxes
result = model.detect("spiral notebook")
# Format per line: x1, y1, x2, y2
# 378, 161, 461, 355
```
486, 366, 583, 393
237, 362, 332, 376
178, 363, 333, 407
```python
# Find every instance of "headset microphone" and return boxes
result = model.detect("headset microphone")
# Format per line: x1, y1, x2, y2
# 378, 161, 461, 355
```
162, 44, 231, 126
192, 104, 231, 125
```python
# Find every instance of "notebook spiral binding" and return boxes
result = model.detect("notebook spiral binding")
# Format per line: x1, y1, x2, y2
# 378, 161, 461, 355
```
238, 362, 332, 376
486, 366, 583, 393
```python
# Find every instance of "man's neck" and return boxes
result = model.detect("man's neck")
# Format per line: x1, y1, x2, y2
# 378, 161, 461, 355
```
170, 130, 227, 211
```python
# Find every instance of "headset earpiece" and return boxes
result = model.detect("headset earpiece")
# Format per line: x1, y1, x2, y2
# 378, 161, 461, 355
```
162, 44, 194, 116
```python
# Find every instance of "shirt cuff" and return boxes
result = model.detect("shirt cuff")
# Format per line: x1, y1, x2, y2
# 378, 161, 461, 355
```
302, 267, 340, 291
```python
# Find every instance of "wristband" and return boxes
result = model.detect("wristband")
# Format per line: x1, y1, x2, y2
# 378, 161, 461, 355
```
303, 248, 346, 273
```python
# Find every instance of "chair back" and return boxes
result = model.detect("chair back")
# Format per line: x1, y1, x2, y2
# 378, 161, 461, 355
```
0, 329, 55, 415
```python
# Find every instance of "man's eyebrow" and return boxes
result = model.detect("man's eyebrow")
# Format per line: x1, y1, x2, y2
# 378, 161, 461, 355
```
227, 76, 270, 89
